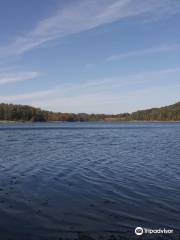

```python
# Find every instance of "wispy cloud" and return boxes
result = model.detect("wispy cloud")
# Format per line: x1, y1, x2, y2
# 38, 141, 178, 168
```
0, 0, 180, 57
1, 66, 180, 112
0, 70, 40, 85
31, 84, 180, 114
107, 43, 180, 61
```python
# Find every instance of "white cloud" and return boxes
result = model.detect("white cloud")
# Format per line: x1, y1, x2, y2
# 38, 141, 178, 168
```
107, 44, 180, 61
0, 66, 180, 112
0, 0, 180, 57
0, 70, 40, 85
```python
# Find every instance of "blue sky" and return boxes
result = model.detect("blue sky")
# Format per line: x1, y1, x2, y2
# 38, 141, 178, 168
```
0, 0, 180, 113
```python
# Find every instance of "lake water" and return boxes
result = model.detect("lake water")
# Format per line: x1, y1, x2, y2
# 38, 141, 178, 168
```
0, 122, 180, 240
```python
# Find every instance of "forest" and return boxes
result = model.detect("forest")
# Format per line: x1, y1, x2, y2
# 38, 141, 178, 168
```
0, 102, 180, 122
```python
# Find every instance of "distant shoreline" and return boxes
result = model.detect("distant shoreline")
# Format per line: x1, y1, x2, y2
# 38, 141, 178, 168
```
1, 120, 180, 123
1, 101, 180, 122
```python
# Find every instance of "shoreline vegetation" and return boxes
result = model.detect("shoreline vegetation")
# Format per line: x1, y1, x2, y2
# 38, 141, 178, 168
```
0, 102, 180, 122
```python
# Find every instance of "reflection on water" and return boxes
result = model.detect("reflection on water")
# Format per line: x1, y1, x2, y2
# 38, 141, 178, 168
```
0, 122, 180, 239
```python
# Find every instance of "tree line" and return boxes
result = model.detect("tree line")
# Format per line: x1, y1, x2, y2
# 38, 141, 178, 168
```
0, 102, 180, 122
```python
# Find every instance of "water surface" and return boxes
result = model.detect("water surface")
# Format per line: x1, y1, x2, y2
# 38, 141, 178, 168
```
0, 122, 180, 239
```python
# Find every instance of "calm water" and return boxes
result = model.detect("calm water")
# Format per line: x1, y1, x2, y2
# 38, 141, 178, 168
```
0, 122, 180, 239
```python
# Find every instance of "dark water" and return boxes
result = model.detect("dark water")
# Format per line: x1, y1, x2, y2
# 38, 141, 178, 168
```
0, 122, 180, 239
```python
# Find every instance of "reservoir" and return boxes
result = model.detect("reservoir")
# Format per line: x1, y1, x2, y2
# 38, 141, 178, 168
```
0, 122, 180, 239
